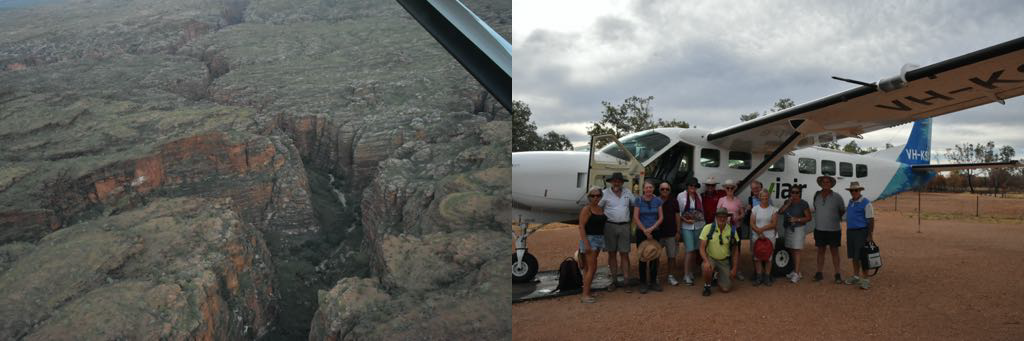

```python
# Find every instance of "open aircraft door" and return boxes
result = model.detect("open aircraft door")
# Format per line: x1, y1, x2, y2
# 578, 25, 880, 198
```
583, 135, 646, 203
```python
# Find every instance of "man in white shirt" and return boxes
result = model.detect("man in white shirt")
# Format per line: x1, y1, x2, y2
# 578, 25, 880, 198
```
600, 172, 634, 292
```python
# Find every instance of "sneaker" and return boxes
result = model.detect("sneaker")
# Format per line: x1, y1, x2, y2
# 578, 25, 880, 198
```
752, 274, 762, 287
844, 275, 861, 285
702, 284, 712, 297
651, 283, 663, 292
668, 275, 679, 286
736, 272, 746, 281
639, 285, 648, 294
606, 280, 617, 292
813, 272, 823, 282
790, 272, 801, 284
834, 273, 843, 284
859, 278, 871, 290
683, 274, 695, 286
580, 296, 596, 304
624, 284, 633, 293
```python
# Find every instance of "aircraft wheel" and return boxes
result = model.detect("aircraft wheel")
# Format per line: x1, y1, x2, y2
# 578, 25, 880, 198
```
512, 252, 539, 283
771, 248, 794, 277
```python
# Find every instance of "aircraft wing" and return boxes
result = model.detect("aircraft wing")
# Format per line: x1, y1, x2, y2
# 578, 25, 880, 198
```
911, 161, 1021, 172
707, 36, 1024, 154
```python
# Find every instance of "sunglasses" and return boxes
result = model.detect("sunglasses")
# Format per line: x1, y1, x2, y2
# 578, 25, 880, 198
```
660, 188, 671, 191
589, 194, 602, 198
724, 186, 736, 190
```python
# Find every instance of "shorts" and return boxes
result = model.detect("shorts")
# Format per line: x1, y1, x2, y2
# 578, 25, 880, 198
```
847, 228, 869, 259
814, 229, 841, 247
785, 225, 806, 250
658, 237, 679, 259
708, 258, 732, 290
604, 222, 631, 253
680, 228, 701, 253
579, 235, 605, 253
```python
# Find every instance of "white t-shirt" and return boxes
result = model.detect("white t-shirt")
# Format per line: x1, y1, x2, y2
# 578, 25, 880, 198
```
600, 188, 634, 223
751, 205, 778, 240
676, 192, 701, 230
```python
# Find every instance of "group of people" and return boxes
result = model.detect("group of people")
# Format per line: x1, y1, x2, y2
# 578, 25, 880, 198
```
576, 172, 876, 303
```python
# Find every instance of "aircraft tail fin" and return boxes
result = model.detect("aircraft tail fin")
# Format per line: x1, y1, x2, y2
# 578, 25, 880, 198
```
896, 118, 932, 165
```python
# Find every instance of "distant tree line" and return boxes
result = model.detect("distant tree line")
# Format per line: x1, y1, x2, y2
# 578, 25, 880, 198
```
928, 142, 1023, 195
512, 100, 573, 152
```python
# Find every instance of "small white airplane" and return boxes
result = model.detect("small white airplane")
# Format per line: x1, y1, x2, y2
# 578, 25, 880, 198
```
510, 36, 1024, 282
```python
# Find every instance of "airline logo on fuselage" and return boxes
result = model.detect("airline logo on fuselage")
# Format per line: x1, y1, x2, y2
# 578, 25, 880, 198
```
766, 177, 809, 200
876, 63, 1024, 111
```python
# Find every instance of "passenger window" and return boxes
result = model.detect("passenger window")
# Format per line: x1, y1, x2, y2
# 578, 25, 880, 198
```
839, 162, 853, 177
821, 160, 836, 176
765, 155, 784, 172
798, 158, 816, 174
856, 164, 868, 178
700, 149, 720, 167
728, 151, 751, 169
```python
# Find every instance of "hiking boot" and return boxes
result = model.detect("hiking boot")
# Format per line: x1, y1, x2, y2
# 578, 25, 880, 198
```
683, 274, 695, 286
834, 273, 843, 284
813, 272, 823, 282
650, 283, 664, 292
844, 275, 861, 285
702, 284, 712, 297
859, 278, 871, 290
764, 275, 774, 287
606, 280, 617, 292
624, 284, 633, 293
668, 275, 679, 286
639, 284, 648, 294
752, 274, 762, 287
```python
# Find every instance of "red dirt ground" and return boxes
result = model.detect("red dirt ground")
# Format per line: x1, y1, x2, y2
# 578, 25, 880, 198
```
511, 193, 1024, 340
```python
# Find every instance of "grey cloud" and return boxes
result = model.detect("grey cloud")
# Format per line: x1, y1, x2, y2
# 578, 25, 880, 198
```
594, 15, 636, 42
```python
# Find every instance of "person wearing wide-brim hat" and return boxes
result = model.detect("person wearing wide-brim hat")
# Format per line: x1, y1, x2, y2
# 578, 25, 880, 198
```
700, 176, 725, 224
676, 177, 704, 286
843, 181, 875, 289
598, 172, 635, 293
811, 173, 846, 284
699, 207, 740, 297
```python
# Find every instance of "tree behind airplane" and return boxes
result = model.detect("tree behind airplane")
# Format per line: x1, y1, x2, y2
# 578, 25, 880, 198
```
587, 95, 690, 148
513, 100, 573, 151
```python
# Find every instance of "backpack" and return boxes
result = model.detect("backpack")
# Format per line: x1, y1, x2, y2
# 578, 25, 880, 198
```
556, 257, 583, 292
859, 240, 882, 276
754, 237, 773, 261
703, 222, 737, 262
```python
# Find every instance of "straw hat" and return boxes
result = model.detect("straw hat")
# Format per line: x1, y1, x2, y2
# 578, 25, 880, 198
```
703, 176, 719, 185
638, 239, 662, 262
817, 175, 836, 187
846, 181, 865, 191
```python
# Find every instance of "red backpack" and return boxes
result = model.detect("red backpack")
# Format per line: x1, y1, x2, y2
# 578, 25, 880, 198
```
754, 237, 773, 261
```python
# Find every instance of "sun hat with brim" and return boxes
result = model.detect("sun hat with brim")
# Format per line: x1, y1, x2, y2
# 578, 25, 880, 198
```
715, 207, 730, 216
703, 176, 719, 185
606, 172, 628, 183
683, 177, 701, 189
817, 175, 836, 187
846, 181, 865, 191
722, 179, 737, 188
638, 239, 662, 262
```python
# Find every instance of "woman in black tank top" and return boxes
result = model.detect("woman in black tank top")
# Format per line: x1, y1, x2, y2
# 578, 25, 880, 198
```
579, 187, 606, 303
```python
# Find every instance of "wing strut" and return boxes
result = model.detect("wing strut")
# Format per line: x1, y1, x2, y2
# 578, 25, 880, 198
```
396, 0, 512, 111
736, 131, 804, 192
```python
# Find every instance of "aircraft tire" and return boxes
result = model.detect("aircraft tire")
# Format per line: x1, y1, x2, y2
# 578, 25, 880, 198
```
512, 252, 538, 283
771, 247, 794, 277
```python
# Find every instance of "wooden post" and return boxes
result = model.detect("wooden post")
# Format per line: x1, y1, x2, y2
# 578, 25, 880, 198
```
894, 192, 898, 211
976, 195, 980, 217
917, 190, 922, 233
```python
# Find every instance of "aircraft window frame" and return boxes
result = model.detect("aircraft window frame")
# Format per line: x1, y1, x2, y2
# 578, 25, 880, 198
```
821, 160, 837, 176
839, 162, 853, 177
700, 148, 720, 168
765, 155, 784, 172
856, 164, 868, 178
798, 157, 816, 174
596, 131, 671, 164
728, 151, 752, 169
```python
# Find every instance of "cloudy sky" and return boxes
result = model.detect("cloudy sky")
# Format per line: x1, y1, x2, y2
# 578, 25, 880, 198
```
513, 0, 1024, 160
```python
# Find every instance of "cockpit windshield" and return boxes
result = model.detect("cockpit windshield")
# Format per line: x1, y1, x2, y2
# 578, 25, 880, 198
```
597, 131, 671, 164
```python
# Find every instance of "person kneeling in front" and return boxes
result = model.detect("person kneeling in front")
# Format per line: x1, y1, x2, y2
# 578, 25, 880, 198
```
700, 207, 740, 296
